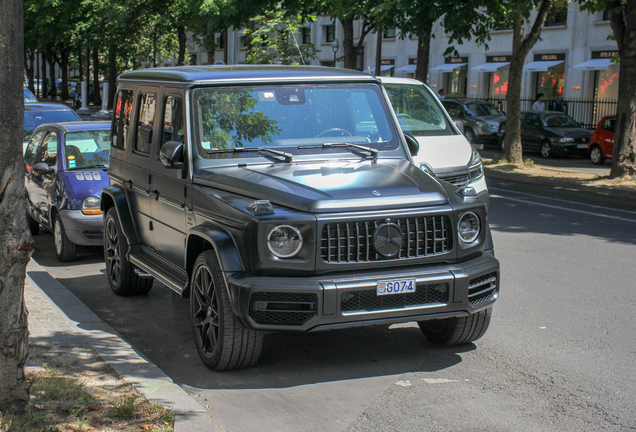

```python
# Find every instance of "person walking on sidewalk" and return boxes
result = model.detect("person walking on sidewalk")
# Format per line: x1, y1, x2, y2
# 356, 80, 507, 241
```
532, 93, 545, 111
551, 94, 567, 113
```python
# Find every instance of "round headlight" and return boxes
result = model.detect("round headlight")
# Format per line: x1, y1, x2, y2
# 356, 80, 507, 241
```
267, 225, 303, 258
458, 212, 480, 244
81, 196, 102, 215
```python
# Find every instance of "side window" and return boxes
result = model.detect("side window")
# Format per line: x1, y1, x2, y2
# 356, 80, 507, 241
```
135, 93, 156, 154
603, 117, 615, 133
160, 95, 185, 152
112, 90, 133, 149
37, 133, 58, 167
443, 102, 461, 117
25, 130, 46, 166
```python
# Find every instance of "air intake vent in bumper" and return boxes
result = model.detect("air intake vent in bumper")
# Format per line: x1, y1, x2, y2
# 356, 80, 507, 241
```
341, 283, 449, 313
468, 272, 497, 306
250, 292, 317, 326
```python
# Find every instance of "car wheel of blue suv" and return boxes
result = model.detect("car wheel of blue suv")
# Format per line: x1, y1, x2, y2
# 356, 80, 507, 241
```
54, 214, 76, 262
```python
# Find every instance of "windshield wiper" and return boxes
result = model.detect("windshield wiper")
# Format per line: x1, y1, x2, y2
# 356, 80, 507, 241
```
68, 163, 109, 170
208, 146, 293, 163
297, 142, 378, 160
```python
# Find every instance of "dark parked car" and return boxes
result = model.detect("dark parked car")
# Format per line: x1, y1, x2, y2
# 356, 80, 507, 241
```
24, 122, 111, 262
102, 65, 500, 370
441, 98, 506, 146
589, 115, 615, 165
24, 103, 82, 149
24, 87, 38, 103
498, 111, 592, 158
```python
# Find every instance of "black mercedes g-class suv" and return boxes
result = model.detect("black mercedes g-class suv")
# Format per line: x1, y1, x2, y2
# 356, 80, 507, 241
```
101, 65, 499, 370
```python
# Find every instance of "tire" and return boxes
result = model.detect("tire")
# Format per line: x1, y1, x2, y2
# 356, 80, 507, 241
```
540, 140, 552, 158
419, 307, 492, 345
54, 213, 76, 262
499, 134, 505, 151
28, 214, 40, 235
103, 207, 153, 296
464, 127, 475, 144
590, 145, 605, 165
190, 250, 263, 371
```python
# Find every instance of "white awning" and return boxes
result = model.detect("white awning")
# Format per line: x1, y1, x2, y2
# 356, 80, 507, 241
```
396, 64, 417, 72
429, 63, 467, 72
471, 62, 510, 72
365, 65, 395, 74
317, 16, 335, 25
523, 60, 564, 72
573, 58, 613, 71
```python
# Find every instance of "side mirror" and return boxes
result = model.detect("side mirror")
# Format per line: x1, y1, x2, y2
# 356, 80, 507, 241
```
32, 162, 53, 175
159, 141, 184, 169
403, 132, 420, 156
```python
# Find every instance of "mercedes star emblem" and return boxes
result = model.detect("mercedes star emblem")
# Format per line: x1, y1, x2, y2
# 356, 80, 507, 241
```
372, 222, 404, 257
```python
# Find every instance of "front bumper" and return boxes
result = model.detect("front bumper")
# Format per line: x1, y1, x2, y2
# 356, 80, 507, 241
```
553, 142, 590, 156
227, 254, 499, 332
475, 126, 499, 144
58, 209, 104, 246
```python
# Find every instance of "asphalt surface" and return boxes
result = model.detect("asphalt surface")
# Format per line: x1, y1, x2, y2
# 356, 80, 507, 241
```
32, 175, 636, 431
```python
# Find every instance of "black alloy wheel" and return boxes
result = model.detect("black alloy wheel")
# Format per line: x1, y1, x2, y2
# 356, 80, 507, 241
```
190, 250, 263, 370
104, 207, 152, 296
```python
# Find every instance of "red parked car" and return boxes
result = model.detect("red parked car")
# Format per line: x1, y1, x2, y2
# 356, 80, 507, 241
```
589, 115, 615, 165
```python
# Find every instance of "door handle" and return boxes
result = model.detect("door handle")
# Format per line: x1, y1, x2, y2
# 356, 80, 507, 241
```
123, 179, 133, 189
151, 189, 159, 200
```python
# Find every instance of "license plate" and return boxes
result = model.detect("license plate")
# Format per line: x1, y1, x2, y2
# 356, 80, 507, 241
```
577, 144, 587, 149
377, 278, 416, 296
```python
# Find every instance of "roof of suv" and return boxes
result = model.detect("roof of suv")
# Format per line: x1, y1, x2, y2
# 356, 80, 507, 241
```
119, 65, 380, 84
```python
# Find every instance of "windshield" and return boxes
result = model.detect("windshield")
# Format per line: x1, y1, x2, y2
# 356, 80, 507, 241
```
24, 88, 38, 103
384, 83, 454, 137
543, 114, 581, 128
64, 130, 110, 170
465, 102, 504, 117
192, 84, 397, 165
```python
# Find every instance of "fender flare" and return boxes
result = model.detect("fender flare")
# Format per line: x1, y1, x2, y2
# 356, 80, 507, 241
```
100, 185, 139, 246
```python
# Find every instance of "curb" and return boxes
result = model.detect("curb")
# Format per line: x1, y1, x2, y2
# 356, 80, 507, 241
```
484, 167, 636, 200
25, 259, 213, 432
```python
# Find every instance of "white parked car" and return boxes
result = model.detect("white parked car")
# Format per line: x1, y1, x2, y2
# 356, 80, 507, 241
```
380, 77, 488, 202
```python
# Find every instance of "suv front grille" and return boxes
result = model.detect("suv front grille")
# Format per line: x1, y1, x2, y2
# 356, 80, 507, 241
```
341, 283, 449, 312
468, 272, 497, 306
250, 292, 317, 326
321, 215, 452, 263
437, 170, 469, 187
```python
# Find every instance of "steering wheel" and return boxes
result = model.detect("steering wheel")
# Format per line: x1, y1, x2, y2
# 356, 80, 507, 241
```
316, 128, 352, 138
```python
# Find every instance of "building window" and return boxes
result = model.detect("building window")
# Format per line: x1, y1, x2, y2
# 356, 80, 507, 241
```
602, 8, 611, 21
545, 0, 568, 26
301, 27, 311, 45
535, 65, 565, 100
383, 27, 397, 39
189, 54, 197, 65
595, 63, 620, 100
325, 24, 335, 43
489, 68, 510, 97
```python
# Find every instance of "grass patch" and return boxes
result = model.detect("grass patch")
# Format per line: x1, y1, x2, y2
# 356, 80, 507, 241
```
523, 158, 535, 168
30, 374, 93, 408
113, 395, 136, 419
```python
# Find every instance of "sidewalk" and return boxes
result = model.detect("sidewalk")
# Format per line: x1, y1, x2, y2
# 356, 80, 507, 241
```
24, 259, 213, 432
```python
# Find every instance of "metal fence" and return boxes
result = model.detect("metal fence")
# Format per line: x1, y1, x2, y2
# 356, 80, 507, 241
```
466, 97, 618, 129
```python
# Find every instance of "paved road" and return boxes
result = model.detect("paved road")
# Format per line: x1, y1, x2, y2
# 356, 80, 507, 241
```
32, 176, 636, 431
480, 147, 610, 175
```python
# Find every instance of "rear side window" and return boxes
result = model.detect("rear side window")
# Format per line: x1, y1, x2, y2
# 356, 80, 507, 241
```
602, 117, 615, 133
112, 90, 133, 149
135, 93, 156, 154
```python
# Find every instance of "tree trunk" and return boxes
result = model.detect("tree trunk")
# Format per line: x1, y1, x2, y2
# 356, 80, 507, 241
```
415, 24, 432, 84
374, 25, 382, 76
503, 0, 554, 164
177, 25, 187, 66
246, 20, 256, 60
0, 0, 32, 414
108, 46, 117, 110
92, 47, 100, 106
41, 51, 48, 100
47, 51, 56, 100
342, 18, 355, 69
86, 45, 91, 102
59, 49, 70, 101
609, 2, 636, 178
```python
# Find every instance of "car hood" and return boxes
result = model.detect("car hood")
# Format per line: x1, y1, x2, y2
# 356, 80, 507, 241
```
193, 159, 450, 213
545, 127, 592, 139
411, 135, 471, 169
63, 170, 109, 206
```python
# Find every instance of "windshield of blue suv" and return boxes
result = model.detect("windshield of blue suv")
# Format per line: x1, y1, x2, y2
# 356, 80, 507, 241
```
192, 84, 398, 164
64, 130, 111, 170
384, 83, 454, 137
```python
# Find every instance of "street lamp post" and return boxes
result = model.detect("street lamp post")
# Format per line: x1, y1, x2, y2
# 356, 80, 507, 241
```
331, 39, 339, 66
